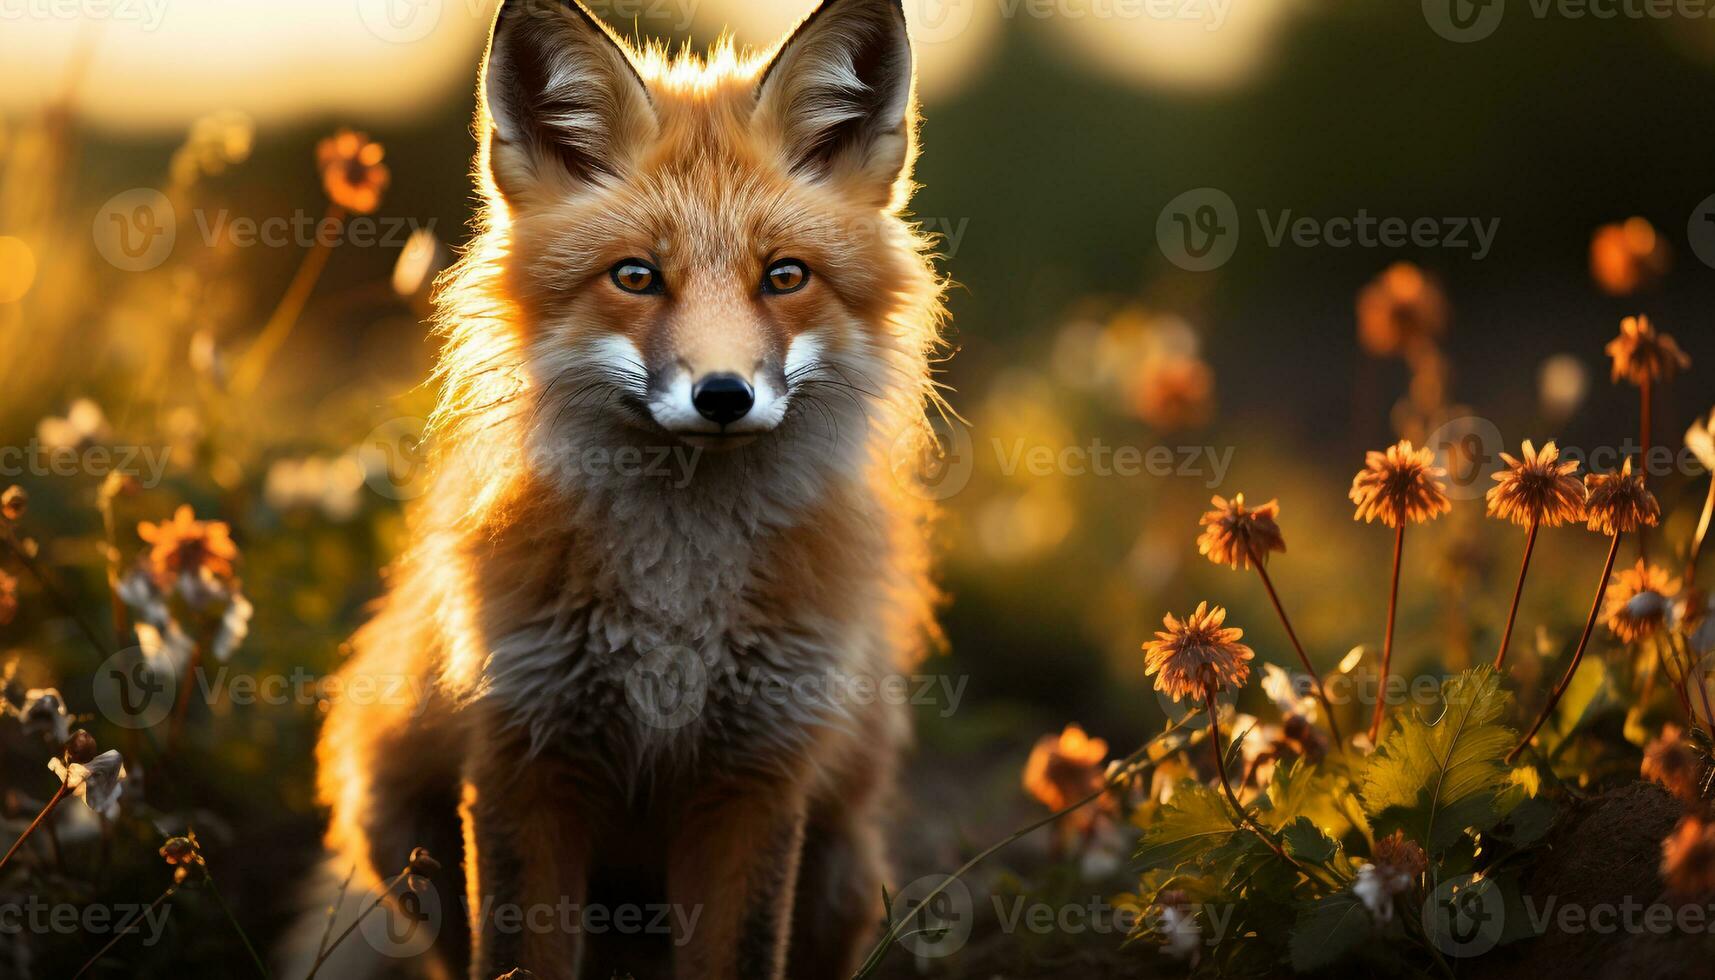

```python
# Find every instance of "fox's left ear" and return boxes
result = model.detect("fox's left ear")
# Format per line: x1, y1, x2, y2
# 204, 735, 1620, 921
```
755, 0, 916, 208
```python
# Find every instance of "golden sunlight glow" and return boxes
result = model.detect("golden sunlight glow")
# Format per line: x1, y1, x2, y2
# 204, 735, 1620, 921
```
1041, 0, 1295, 91
0, 238, 38, 303
692, 0, 1000, 102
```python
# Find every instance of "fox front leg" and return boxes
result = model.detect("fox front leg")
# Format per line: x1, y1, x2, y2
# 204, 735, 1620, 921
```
666, 786, 810, 980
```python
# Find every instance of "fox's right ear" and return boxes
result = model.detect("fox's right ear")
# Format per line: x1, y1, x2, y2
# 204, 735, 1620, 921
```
480, 0, 658, 204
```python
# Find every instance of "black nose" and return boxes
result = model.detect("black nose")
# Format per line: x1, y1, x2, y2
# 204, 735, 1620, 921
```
691, 373, 754, 425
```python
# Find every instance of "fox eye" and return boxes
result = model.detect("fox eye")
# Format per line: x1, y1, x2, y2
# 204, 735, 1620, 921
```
763, 259, 809, 295
610, 260, 661, 295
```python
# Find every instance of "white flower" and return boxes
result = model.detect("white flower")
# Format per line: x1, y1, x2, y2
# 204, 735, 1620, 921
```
1159, 904, 1202, 963
15, 688, 70, 744
1687, 409, 1715, 472
48, 750, 126, 819
1261, 662, 1320, 723
37, 398, 109, 451
1627, 590, 1670, 623
1354, 862, 1412, 923
211, 591, 253, 662
1078, 819, 1127, 881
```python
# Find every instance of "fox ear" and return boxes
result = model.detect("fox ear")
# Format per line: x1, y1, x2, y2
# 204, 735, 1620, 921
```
481, 0, 657, 203
755, 0, 916, 207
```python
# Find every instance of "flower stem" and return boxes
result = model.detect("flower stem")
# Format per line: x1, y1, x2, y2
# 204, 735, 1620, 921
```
1689, 475, 1715, 588
1508, 531, 1623, 764
305, 870, 409, 980
71, 885, 177, 979
1371, 524, 1407, 743
1251, 552, 1342, 744
0, 779, 69, 875
1639, 376, 1652, 560
1493, 520, 1539, 672
848, 718, 1194, 979
230, 203, 345, 397
1205, 685, 1293, 866
169, 640, 203, 749
205, 876, 270, 977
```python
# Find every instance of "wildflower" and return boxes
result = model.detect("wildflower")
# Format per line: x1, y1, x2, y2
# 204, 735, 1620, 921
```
0, 570, 15, 626
1584, 459, 1660, 537
36, 398, 108, 452
1605, 560, 1680, 643
1373, 830, 1430, 877
1357, 262, 1448, 358
1606, 314, 1689, 386
1349, 440, 1452, 528
1354, 863, 1413, 923
1590, 217, 1669, 296
1129, 353, 1213, 431
1153, 890, 1202, 966
160, 831, 207, 883
1197, 494, 1284, 571
137, 505, 238, 585
1261, 663, 1318, 722
1022, 724, 1110, 814
14, 689, 69, 744
0, 485, 24, 521
1641, 724, 1702, 806
63, 729, 97, 765
405, 846, 440, 893
1662, 815, 1715, 898
316, 129, 390, 215
1486, 441, 1584, 528
1143, 603, 1254, 703
1689, 408, 1715, 473
48, 749, 126, 819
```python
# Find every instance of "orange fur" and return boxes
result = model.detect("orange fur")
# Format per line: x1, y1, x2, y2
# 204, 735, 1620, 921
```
316, 3, 948, 977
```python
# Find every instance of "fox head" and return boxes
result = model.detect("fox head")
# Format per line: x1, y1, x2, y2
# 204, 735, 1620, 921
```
433, 0, 946, 513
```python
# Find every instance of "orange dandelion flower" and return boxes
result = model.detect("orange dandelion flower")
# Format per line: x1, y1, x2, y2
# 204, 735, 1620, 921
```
1590, 218, 1669, 296
1022, 724, 1111, 815
317, 129, 390, 215
1, 485, 25, 522
1486, 440, 1584, 528
137, 505, 239, 584
1143, 602, 1254, 703
1606, 315, 1689, 386
1584, 459, 1660, 537
1604, 559, 1680, 644
1357, 263, 1448, 358
1349, 440, 1452, 528
1197, 494, 1285, 571
1642, 724, 1703, 806
1130, 354, 1213, 431
1662, 815, 1715, 899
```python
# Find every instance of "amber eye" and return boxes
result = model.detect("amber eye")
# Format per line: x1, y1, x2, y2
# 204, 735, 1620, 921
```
611, 260, 661, 295
763, 259, 809, 295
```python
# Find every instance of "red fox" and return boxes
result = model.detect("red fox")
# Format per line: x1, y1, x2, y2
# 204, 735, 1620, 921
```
315, 1, 947, 977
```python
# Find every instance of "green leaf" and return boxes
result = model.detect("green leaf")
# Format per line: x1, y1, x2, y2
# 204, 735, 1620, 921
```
1135, 782, 1238, 871
1359, 668, 1517, 854
1288, 892, 1371, 971
1279, 816, 1338, 864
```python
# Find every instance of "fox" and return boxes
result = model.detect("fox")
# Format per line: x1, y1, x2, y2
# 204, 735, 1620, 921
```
312, 1, 949, 978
